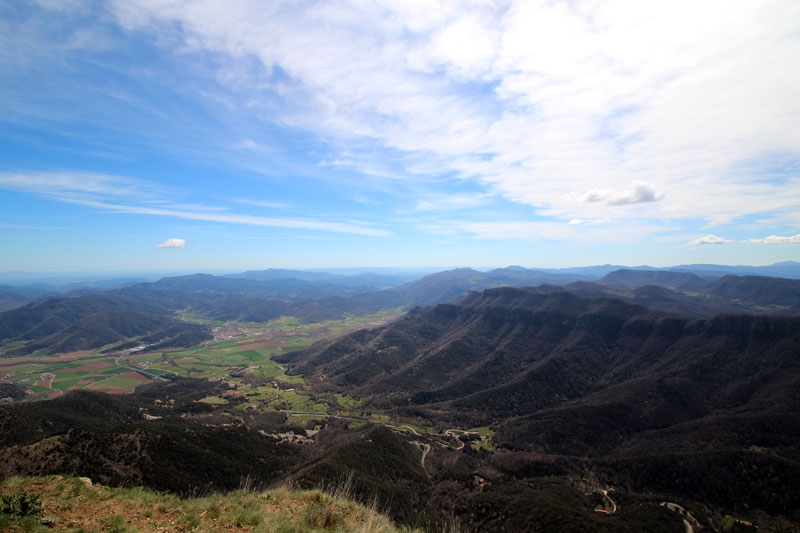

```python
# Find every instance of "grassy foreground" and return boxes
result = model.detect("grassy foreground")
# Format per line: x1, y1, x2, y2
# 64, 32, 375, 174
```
0, 476, 420, 532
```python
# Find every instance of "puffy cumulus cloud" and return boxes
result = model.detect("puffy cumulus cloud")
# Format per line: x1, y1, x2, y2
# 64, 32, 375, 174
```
582, 182, 662, 206
688, 234, 732, 246
747, 234, 800, 244
156, 238, 186, 248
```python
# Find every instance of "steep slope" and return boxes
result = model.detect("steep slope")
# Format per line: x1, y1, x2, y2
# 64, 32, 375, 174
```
566, 277, 800, 317
0, 294, 211, 356
566, 282, 737, 317
279, 287, 800, 450
275, 287, 800, 523
0, 384, 301, 494
0, 384, 699, 532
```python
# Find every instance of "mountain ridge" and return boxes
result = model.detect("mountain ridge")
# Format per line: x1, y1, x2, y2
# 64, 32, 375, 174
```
278, 286, 800, 456
5, 264, 800, 356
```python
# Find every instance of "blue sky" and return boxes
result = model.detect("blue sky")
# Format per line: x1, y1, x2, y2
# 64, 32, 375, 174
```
1, 0, 799, 273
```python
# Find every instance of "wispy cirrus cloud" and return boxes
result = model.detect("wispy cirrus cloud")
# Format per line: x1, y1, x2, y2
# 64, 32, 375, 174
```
426, 216, 670, 243
416, 192, 491, 211
85, 199, 388, 236
0, 171, 388, 237
99, 0, 800, 237
0, 171, 163, 201
230, 198, 293, 210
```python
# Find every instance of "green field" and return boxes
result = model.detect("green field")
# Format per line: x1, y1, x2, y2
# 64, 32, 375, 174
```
0, 312, 400, 415
0, 310, 485, 447
51, 376, 85, 390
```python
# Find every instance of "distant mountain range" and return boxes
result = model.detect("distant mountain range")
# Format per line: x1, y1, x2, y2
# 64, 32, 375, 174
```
395, 265, 800, 316
3, 263, 800, 356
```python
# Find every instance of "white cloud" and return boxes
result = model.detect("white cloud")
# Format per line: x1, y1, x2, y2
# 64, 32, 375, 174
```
8, 0, 800, 250
69, 197, 389, 236
156, 238, 186, 248
231, 198, 292, 209
102, 0, 800, 237
747, 234, 800, 244
688, 234, 733, 246
416, 192, 490, 211
427, 220, 577, 241
0, 171, 162, 201
236, 138, 280, 152
427, 13, 499, 78
0, 171, 388, 237
583, 181, 662, 206
238, 139, 260, 150
426, 216, 669, 243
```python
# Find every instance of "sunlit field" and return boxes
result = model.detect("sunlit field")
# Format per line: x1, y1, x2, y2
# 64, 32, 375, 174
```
0, 312, 399, 405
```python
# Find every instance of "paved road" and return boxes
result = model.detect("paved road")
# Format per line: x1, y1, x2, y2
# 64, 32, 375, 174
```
44, 375, 63, 397
660, 502, 698, 533
443, 429, 466, 450
114, 354, 168, 381
601, 490, 617, 514
420, 443, 431, 475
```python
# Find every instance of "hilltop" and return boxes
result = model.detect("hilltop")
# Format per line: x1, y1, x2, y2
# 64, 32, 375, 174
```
0, 475, 416, 532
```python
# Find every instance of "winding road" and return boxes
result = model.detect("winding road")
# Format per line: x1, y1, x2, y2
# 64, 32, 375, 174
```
660, 502, 699, 533
420, 443, 431, 475
601, 489, 617, 514
443, 429, 467, 450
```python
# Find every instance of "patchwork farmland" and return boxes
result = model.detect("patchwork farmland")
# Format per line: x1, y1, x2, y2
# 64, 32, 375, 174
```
0, 312, 400, 412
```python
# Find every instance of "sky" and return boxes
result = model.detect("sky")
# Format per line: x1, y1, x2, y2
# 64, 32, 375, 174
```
1, 0, 799, 273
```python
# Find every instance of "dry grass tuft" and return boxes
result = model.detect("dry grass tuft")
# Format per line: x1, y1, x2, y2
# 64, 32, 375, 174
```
0, 475, 421, 532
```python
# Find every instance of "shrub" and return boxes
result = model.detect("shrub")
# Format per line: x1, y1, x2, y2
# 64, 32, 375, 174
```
0, 489, 43, 518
